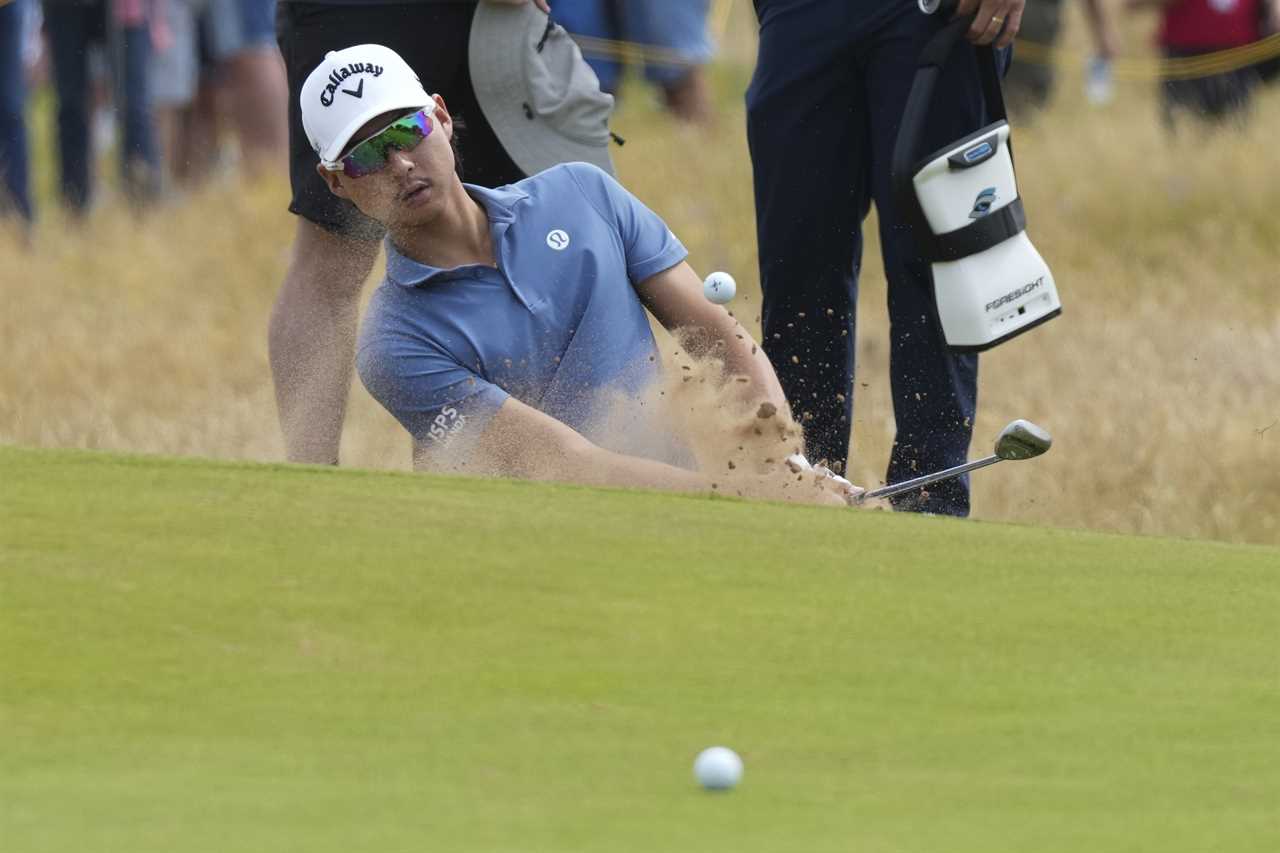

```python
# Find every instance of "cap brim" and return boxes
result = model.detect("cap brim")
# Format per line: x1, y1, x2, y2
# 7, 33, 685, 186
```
468, 4, 615, 177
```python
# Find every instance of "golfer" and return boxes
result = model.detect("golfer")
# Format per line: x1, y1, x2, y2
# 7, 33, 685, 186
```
300, 45, 857, 501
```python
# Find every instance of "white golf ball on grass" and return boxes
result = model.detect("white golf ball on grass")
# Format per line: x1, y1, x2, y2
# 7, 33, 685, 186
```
693, 746, 743, 791
702, 271, 736, 305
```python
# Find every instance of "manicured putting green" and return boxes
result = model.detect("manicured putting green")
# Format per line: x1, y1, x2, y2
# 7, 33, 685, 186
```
2, 446, 1277, 852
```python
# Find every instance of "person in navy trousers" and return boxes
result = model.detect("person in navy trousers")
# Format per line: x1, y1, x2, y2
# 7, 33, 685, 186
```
747, 0, 1023, 516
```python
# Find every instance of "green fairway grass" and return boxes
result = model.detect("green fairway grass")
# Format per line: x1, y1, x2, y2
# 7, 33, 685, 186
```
2, 446, 1278, 852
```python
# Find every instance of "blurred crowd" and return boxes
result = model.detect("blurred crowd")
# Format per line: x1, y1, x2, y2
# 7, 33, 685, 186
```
2, 0, 1279, 235
1007, 0, 1280, 125
0, 0, 287, 229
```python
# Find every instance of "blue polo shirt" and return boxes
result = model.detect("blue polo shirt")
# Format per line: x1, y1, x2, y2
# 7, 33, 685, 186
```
356, 162, 688, 457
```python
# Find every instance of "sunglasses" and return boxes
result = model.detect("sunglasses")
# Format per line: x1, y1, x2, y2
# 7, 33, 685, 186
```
326, 109, 434, 178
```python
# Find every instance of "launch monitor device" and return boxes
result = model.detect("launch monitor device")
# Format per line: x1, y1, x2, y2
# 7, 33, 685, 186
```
893, 0, 1062, 351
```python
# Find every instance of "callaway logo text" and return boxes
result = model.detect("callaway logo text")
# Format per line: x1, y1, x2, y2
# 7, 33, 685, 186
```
320, 62, 385, 107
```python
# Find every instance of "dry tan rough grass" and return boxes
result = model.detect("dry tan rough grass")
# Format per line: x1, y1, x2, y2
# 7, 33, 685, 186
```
2, 7, 1277, 543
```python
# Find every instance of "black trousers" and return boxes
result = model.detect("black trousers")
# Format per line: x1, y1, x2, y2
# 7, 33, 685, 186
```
747, 0, 997, 516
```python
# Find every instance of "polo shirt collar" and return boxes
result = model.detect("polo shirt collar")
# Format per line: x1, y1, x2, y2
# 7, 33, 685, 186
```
384, 182, 530, 288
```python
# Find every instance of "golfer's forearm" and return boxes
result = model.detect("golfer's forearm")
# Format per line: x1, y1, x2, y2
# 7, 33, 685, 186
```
678, 319, 788, 412
562, 443, 711, 492
473, 397, 711, 493
508, 431, 709, 492
720, 334, 789, 409
638, 263, 785, 408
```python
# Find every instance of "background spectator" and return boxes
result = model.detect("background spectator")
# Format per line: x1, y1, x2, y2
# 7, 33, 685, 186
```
223, 0, 288, 176
149, 0, 244, 188
1128, 0, 1269, 127
553, 0, 716, 124
1003, 0, 1120, 114
1, 0, 35, 227
42, 0, 160, 213
746, 0, 1022, 517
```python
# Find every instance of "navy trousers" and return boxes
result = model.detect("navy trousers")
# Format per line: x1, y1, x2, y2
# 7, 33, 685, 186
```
0, 0, 33, 221
748, 0, 997, 516
45, 1, 157, 212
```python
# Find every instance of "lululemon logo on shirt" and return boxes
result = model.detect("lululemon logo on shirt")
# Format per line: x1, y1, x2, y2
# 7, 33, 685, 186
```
546, 229, 570, 251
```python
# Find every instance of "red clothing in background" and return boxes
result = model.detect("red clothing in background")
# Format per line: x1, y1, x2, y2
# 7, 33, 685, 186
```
1160, 0, 1263, 49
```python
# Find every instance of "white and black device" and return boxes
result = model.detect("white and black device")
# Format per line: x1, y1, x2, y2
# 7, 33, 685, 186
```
892, 0, 1061, 351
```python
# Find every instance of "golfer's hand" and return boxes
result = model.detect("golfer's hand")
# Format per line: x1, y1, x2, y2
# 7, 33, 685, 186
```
956, 0, 1023, 48
483, 0, 552, 13
786, 455, 867, 507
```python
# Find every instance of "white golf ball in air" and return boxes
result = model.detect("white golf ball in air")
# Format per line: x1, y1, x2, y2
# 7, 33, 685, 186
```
703, 271, 737, 305
693, 746, 743, 790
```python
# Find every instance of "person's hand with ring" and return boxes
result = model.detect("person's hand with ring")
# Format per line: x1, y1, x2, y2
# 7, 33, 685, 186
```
956, 0, 1024, 48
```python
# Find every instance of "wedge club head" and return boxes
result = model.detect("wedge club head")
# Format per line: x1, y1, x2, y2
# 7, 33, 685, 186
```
856, 419, 1052, 503
993, 419, 1052, 461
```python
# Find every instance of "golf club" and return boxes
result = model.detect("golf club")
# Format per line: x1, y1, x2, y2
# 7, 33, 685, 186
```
854, 419, 1051, 504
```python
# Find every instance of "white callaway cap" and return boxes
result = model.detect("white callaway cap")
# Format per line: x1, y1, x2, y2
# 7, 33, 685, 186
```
301, 44, 432, 166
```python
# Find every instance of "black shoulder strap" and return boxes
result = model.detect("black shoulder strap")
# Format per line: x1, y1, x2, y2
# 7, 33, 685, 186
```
977, 41, 1007, 124
890, 18, 1023, 264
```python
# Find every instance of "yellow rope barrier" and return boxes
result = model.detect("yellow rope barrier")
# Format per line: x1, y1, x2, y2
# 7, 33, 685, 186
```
572, 33, 703, 70
1015, 33, 1280, 81
568, 0, 1280, 83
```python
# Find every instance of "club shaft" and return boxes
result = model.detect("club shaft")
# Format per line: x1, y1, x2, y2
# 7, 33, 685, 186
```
858, 454, 1000, 502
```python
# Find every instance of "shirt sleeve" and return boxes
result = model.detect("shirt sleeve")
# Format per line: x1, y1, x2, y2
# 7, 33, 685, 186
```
356, 331, 509, 453
567, 163, 688, 284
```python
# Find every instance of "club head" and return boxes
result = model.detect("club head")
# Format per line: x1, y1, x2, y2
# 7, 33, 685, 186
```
993, 419, 1052, 461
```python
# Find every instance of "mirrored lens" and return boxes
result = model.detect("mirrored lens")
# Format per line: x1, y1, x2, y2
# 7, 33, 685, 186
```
340, 110, 433, 178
